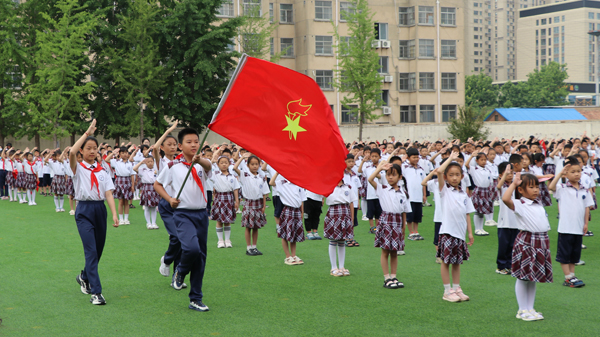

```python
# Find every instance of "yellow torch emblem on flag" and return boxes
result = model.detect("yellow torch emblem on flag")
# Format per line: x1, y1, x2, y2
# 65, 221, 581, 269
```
282, 99, 312, 140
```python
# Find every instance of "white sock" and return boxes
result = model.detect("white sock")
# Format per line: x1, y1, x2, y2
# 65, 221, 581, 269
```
247, 245, 252, 251
251, 244, 256, 249
515, 279, 529, 311
144, 207, 152, 224
124, 213, 129, 221
329, 241, 338, 270
474, 215, 484, 231
8, 187, 13, 200
526, 281, 536, 311
119, 214, 124, 221
452, 283, 460, 289
18, 191, 22, 202
361, 200, 368, 217
484, 213, 493, 221
54, 196, 59, 209
224, 226, 231, 241
216, 227, 224, 241
27, 190, 32, 203
443, 284, 451, 292
31, 190, 35, 203
150, 207, 157, 224
59, 196, 64, 209
337, 241, 346, 270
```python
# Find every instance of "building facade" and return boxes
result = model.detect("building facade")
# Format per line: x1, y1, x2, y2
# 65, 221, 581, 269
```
219, 0, 465, 125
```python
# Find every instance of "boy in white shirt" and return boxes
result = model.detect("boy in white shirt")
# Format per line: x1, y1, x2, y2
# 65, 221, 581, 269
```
403, 148, 426, 241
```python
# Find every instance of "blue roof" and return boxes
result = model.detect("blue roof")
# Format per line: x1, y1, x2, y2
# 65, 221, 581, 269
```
487, 108, 587, 121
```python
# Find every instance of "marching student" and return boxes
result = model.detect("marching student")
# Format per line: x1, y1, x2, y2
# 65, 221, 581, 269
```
46, 149, 68, 212
324, 179, 357, 277
502, 172, 552, 321
134, 156, 160, 229
465, 151, 493, 236
71, 120, 119, 305
548, 157, 593, 288
270, 172, 306, 266
343, 154, 361, 247
369, 161, 411, 289
436, 151, 475, 302
211, 155, 240, 248
155, 127, 213, 312
22, 151, 39, 206
422, 167, 443, 263
234, 153, 270, 256
110, 147, 135, 225
495, 162, 518, 275
403, 148, 426, 240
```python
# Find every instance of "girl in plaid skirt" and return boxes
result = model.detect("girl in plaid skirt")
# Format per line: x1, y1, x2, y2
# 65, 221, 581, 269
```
134, 157, 161, 229
368, 161, 411, 289
235, 154, 270, 256
62, 149, 79, 215
46, 150, 68, 212
270, 172, 305, 266
466, 152, 493, 236
324, 180, 357, 277
22, 152, 39, 206
12, 152, 26, 203
502, 173, 552, 321
110, 148, 135, 225
530, 153, 555, 207
211, 156, 240, 248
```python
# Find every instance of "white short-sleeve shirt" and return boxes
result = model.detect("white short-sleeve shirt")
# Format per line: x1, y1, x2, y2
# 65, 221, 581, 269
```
343, 171, 361, 208
363, 164, 379, 200
468, 164, 492, 188
376, 182, 412, 214
306, 191, 324, 202
211, 171, 241, 193
73, 161, 115, 201
110, 159, 134, 177
497, 185, 518, 229
512, 198, 551, 233
326, 184, 357, 206
426, 179, 443, 223
156, 160, 212, 210
139, 167, 158, 184
439, 183, 476, 240
239, 172, 270, 200
402, 163, 425, 202
276, 178, 305, 208
554, 182, 594, 234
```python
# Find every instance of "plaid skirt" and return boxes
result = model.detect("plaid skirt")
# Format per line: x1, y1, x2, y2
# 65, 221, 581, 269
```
15, 172, 26, 188
492, 179, 499, 200
543, 164, 555, 175
23, 173, 37, 190
324, 204, 353, 241
471, 186, 494, 214
590, 191, 598, 211
140, 183, 160, 207
113, 176, 133, 200
511, 231, 553, 283
6, 172, 15, 187
436, 234, 470, 265
211, 191, 236, 224
135, 174, 142, 190
277, 206, 305, 243
537, 182, 552, 207
374, 211, 404, 251
51, 175, 67, 195
359, 175, 367, 198
65, 176, 74, 196
242, 198, 266, 228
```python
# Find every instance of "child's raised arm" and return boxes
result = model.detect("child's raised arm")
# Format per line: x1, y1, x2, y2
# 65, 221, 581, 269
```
502, 173, 521, 211
368, 160, 390, 190
437, 151, 458, 191
233, 153, 249, 176
153, 121, 179, 167
497, 165, 513, 190
465, 152, 475, 170
70, 120, 97, 173
132, 159, 145, 173
357, 156, 367, 174
269, 172, 279, 186
548, 164, 568, 192
421, 168, 437, 187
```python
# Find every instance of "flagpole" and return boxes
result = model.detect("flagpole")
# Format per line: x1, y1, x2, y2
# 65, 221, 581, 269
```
175, 129, 211, 200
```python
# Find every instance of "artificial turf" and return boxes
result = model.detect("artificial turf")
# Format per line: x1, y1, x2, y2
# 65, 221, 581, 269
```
0, 194, 598, 336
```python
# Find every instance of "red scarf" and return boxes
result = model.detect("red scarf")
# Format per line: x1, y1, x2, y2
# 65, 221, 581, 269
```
181, 161, 207, 202
175, 153, 184, 160
26, 160, 35, 173
79, 162, 103, 198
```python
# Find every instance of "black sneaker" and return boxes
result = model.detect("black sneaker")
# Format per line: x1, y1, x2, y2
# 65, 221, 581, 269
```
129, 204, 136, 209
172, 269, 184, 290
76, 271, 91, 294
253, 248, 263, 255
246, 249, 256, 256
189, 300, 209, 312
584, 231, 594, 237
90, 293, 106, 305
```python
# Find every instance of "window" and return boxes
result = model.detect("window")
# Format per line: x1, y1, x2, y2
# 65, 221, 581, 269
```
315, 36, 333, 55
315, 1, 332, 20
380, 90, 389, 106
399, 40, 415, 58
399, 7, 415, 26
536, 20, 539, 26
217, 0, 234, 16
243, 0, 261, 17
442, 105, 456, 122
562, 26, 565, 33
280, 4, 293, 23
419, 39, 434, 58
562, 15, 565, 22
269, 3, 273, 21
270, 37, 274, 55
341, 105, 358, 124
441, 73, 456, 90
418, 6, 434, 25
340, 2, 355, 21
474, 35, 479, 40
400, 106, 416, 123
441, 40, 456, 58
375, 23, 388, 40
554, 16, 559, 23
419, 72, 434, 90
226, 38, 236, 52
315, 70, 333, 89
398, 72, 415, 91
590, 12, 595, 20
378, 56, 389, 74
441, 7, 455, 26
280, 38, 294, 57
420, 105, 435, 123
541, 18, 546, 25
591, 23, 595, 31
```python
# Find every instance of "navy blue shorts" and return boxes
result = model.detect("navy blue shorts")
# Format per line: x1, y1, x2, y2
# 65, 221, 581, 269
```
556, 233, 583, 264
406, 202, 423, 223
272, 195, 284, 218
366, 199, 382, 220
41, 174, 52, 187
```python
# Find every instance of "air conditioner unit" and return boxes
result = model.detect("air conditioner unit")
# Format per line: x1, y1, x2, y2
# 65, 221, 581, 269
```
382, 106, 392, 115
371, 40, 381, 48
384, 75, 393, 83
381, 40, 391, 48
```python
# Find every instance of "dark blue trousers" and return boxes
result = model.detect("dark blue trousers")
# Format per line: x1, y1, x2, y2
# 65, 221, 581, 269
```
174, 208, 208, 302
207, 191, 213, 216
497, 228, 519, 270
158, 198, 181, 269
75, 201, 107, 294
0, 170, 7, 197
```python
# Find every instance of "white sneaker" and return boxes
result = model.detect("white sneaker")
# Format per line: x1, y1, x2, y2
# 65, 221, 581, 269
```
485, 220, 497, 227
398, 250, 406, 256
292, 256, 304, 265
123, 220, 130, 225
60, 208, 65, 212
361, 215, 368, 221
481, 229, 489, 235
152, 224, 159, 229
30, 202, 37, 206
69, 210, 75, 215
575, 260, 586, 266
225, 240, 232, 248
236, 209, 242, 214
493, 200, 500, 207
119, 220, 125, 225
284, 257, 294, 265
56, 208, 61, 213
146, 223, 152, 229
217, 241, 225, 248
159, 256, 170, 277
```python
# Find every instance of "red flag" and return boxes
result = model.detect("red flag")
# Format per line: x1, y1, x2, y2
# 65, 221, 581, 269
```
208, 55, 347, 196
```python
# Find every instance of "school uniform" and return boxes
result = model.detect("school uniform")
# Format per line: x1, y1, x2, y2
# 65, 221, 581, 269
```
73, 160, 115, 295
0, 157, 8, 197
343, 170, 361, 227
530, 165, 552, 206
210, 170, 240, 224
426, 179, 443, 246
487, 162, 499, 201
157, 158, 212, 303
582, 165, 598, 211
554, 182, 594, 264
324, 184, 357, 241
436, 183, 476, 264
363, 164, 382, 220
23, 160, 38, 190
543, 156, 555, 175
110, 159, 134, 200
511, 197, 553, 283
139, 166, 160, 208
553, 154, 565, 179
64, 160, 75, 196
460, 166, 471, 194
239, 171, 270, 228
402, 163, 425, 223
157, 156, 182, 270
39, 158, 52, 188
49, 159, 67, 195
15, 160, 25, 189
373, 182, 411, 251
264, 165, 284, 218
275, 178, 306, 243
468, 164, 493, 215
304, 191, 324, 232
5, 159, 15, 189
497, 184, 519, 271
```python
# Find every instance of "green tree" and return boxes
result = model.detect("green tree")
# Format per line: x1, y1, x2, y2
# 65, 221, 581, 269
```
333, 0, 382, 141
465, 73, 498, 109
525, 62, 569, 107
447, 105, 490, 142
237, 0, 285, 61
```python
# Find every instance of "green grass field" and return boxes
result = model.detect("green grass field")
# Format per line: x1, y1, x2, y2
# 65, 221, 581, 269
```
0, 194, 598, 336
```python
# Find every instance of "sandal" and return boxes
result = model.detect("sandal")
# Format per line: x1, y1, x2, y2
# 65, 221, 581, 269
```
383, 279, 396, 289
391, 278, 404, 288
352, 240, 360, 247
330, 269, 343, 277
345, 240, 355, 247
342, 269, 350, 276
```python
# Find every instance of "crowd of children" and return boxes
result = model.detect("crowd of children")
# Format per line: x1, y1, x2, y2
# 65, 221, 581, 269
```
2, 131, 597, 319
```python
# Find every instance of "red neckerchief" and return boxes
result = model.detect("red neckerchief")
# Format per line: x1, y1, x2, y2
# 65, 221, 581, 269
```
79, 162, 103, 198
175, 153, 184, 160
181, 161, 207, 202
26, 160, 35, 172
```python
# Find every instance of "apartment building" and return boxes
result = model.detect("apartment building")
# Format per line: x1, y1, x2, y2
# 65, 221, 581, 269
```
219, 0, 465, 125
